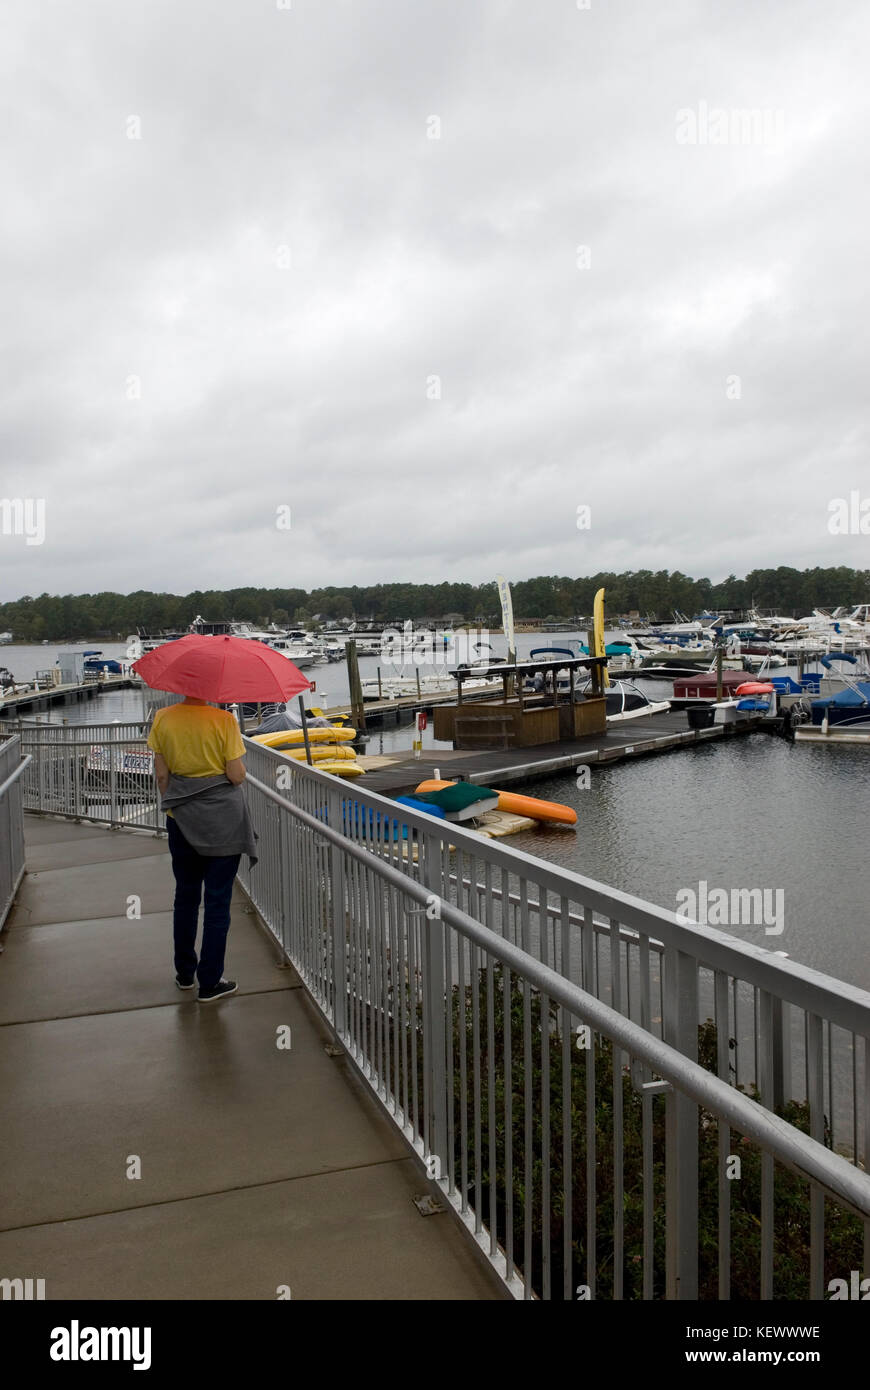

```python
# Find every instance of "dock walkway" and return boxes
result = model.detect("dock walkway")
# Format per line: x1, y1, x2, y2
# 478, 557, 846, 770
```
0, 816, 499, 1300
359, 708, 763, 797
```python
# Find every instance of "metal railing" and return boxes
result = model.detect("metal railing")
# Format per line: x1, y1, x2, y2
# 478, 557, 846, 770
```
0, 735, 29, 928
141, 688, 184, 719
238, 737, 870, 1300
1, 720, 162, 831
5, 718, 869, 1296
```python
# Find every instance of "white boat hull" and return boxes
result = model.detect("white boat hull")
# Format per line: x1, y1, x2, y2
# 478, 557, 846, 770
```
793, 726, 870, 744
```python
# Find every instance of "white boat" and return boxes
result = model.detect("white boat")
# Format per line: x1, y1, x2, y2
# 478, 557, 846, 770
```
228, 620, 279, 644
0, 632, 12, 645
309, 635, 343, 663
266, 632, 318, 669
361, 672, 458, 700
344, 636, 383, 657
600, 681, 671, 722
639, 642, 716, 667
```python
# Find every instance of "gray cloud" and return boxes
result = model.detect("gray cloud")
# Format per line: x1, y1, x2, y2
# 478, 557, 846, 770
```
2, 0, 868, 601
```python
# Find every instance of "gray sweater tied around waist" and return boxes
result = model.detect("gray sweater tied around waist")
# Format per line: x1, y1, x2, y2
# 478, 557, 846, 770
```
161, 774, 258, 864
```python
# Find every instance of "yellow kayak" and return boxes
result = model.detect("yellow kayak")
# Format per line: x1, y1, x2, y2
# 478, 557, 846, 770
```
318, 761, 365, 778
280, 745, 356, 762
253, 726, 356, 748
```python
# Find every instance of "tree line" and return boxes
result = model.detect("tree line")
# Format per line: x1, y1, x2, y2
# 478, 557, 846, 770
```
1, 566, 868, 641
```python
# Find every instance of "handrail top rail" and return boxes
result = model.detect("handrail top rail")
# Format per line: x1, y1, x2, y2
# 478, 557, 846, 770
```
0, 753, 33, 799
2, 721, 147, 736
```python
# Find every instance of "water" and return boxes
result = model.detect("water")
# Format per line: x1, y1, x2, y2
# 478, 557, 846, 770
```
499, 734, 870, 993
6, 635, 868, 992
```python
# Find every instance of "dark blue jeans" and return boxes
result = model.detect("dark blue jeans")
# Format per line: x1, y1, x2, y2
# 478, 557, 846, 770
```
167, 817, 241, 990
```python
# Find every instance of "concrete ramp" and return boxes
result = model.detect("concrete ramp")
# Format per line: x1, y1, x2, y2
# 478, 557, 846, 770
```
0, 817, 499, 1301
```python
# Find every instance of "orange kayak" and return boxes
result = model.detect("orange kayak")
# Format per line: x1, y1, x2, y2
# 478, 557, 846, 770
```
414, 780, 577, 826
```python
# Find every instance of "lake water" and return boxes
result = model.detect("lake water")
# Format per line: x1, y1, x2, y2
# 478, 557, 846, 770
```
5, 635, 868, 991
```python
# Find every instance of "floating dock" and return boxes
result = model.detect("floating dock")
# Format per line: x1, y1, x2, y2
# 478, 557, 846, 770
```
0, 676, 138, 717
358, 708, 763, 797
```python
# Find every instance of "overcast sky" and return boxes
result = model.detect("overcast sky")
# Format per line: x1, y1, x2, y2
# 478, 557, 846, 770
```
1, 0, 868, 602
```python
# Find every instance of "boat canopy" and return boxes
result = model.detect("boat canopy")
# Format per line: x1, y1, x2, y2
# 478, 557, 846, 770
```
820, 652, 858, 668
811, 681, 870, 709
578, 641, 633, 656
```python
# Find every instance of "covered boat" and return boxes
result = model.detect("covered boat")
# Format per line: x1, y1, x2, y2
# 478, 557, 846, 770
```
671, 670, 754, 703
795, 680, 870, 742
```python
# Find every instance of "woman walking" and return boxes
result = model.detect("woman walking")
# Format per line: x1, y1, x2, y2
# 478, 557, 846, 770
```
148, 696, 257, 1002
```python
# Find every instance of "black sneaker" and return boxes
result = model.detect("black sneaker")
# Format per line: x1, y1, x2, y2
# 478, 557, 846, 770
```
176, 975, 196, 990
198, 979, 238, 1003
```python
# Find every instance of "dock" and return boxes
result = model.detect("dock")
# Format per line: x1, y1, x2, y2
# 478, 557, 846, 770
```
0, 675, 138, 718
358, 708, 763, 797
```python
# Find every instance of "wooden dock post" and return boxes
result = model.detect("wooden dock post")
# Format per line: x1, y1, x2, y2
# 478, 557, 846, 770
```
346, 640, 367, 731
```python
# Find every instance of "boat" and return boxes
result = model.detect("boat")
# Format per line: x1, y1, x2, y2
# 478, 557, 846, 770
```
601, 680, 671, 722
741, 651, 787, 671
311, 635, 344, 662
722, 682, 779, 723
278, 744, 357, 762
771, 652, 870, 710
414, 778, 577, 826
361, 672, 456, 700
82, 651, 124, 675
640, 643, 715, 667
671, 670, 756, 705
793, 670, 870, 743
0, 632, 12, 645
252, 725, 357, 748
265, 631, 319, 668
337, 634, 382, 656
632, 661, 712, 680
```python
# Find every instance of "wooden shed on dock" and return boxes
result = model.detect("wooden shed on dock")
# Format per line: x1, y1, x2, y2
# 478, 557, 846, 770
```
433, 655, 608, 749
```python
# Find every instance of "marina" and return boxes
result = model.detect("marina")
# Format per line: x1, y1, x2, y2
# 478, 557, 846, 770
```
3, 603, 870, 1317
3, 717, 869, 1311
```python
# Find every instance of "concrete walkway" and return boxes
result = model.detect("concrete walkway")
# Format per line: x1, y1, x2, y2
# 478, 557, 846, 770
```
0, 816, 499, 1300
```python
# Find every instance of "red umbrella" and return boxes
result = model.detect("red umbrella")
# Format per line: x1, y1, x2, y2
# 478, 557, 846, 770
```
132, 634, 312, 703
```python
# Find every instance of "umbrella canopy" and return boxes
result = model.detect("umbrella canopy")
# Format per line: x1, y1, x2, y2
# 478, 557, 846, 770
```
132, 634, 312, 703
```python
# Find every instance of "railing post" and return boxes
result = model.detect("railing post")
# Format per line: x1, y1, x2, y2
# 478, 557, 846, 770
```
327, 785, 347, 1036
108, 739, 118, 826
422, 900, 448, 1178
664, 947, 699, 1299
771, 997, 787, 1109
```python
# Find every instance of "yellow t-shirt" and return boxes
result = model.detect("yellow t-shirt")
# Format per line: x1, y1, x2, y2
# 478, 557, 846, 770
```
147, 704, 246, 778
